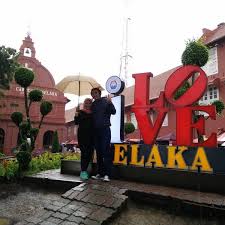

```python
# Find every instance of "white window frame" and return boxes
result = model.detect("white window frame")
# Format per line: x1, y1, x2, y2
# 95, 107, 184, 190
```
199, 86, 219, 105
201, 47, 218, 76
199, 86, 219, 116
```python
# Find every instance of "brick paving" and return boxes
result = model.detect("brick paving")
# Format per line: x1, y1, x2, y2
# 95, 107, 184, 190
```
15, 180, 128, 225
19, 169, 225, 225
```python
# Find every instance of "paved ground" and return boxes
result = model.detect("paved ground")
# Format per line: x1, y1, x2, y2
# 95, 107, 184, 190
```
6, 169, 225, 225
109, 199, 219, 225
0, 184, 63, 224
29, 169, 225, 210
14, 182, 128, 225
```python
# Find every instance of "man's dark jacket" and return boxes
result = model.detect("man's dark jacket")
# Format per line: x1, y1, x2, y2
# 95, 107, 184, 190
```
91, 97, 116, 128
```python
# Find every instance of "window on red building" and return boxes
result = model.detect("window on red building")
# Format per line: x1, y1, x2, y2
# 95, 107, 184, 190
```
199, 85, 219, 117
43, 130, 54, 150
202, 47, 218, 76
199, 85, 219, 105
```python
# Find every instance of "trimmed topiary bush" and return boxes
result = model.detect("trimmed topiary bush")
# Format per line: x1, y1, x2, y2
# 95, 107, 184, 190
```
30, 128, 39, 139
11, 67, 53, 171
19, 121, 30, 133
11, 112, 23, 126
125, 122, 135, 135
15, 67, 34, 88
29, 89, 43, 102
52, 131, 60, 153
16, 150, 32, 171
40, 101, 53, 116
182, 39, 209, 67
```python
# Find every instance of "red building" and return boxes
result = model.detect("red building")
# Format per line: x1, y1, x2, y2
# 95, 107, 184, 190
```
124, 22, 225, 142
65, 107, 77, 143
0, 35, 67, 155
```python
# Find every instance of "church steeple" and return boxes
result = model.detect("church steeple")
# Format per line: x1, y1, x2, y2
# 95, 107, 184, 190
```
19, 33, 36, 58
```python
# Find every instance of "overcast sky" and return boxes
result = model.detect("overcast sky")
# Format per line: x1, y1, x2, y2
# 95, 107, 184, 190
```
1, 0, 225, 108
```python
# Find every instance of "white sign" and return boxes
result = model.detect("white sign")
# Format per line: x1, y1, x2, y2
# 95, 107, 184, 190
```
106, 76, 125, 95
110, 96, 124, 143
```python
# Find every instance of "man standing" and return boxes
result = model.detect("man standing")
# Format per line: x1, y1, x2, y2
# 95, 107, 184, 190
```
91, 87, 116, 182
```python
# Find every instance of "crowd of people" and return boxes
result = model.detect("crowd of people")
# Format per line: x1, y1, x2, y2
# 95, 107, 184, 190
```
74, 87, 116, 182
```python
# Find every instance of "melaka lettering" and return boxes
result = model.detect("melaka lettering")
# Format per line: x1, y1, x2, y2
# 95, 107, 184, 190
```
113, 144, 213, 173
131, 65, 217, 147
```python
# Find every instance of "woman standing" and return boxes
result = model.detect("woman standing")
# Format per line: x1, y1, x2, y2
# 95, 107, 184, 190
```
74, 98, 94, 180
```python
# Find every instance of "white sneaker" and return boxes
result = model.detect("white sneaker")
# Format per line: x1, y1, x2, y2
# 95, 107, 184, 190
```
102, 175, 110, 182
91, 174, 102, 180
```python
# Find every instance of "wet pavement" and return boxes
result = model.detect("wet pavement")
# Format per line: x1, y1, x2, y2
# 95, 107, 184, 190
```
1, 170, 225, 224
28, 170, 225, 210
109, 199, 219, 225
0, 183, 63, 224
0, 184, 221, 225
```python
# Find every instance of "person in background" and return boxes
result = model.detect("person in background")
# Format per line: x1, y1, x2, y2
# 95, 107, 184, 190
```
90, 87, 116, 182
74, 98, 94, 180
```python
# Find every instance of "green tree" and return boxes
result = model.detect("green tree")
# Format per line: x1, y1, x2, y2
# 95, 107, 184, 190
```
0, 46, 19, 97
52, 130, 60, 153
11, 67, 53, 171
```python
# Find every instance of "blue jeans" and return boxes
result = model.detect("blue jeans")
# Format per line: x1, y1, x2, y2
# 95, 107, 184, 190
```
94, 127, 112, 177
